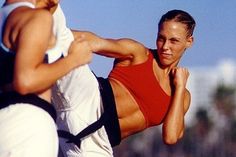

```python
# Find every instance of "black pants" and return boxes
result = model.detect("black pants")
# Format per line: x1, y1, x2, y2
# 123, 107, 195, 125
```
97, 77, 121, 147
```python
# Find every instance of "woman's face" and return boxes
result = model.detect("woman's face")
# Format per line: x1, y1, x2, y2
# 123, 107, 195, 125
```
156, 20, 193, 67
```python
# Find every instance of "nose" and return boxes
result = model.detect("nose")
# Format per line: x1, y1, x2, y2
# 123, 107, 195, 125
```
162, 40, 170, 50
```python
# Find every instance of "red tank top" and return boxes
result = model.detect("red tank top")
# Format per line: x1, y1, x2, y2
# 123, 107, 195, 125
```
109, 52, 171, 127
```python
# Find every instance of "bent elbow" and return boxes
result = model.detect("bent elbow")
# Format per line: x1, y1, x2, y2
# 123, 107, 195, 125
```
164, 136, 178, 145
13, 78, 33, 95
163, 132, 181, 145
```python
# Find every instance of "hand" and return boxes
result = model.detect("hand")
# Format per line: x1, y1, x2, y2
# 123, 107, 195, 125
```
171, 67, 189, 89
68, 38, 93, 67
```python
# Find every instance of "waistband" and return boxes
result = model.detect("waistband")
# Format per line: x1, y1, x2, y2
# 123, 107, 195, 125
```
0, 91, 57, 122
97, 77, 121, 147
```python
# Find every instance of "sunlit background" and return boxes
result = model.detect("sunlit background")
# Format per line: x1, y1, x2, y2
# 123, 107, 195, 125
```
1, 0, 236, 156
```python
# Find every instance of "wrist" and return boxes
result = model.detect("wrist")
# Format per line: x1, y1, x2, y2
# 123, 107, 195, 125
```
174, 85, 186, 92
65, 54, 79, 69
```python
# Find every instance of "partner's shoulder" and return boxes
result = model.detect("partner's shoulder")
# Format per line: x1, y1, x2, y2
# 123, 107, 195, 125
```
21, 9, 53, 34
31, 9, 53, 24
16, 9, 53, 46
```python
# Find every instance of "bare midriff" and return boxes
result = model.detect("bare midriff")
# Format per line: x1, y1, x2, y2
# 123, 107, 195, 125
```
109, 78, 147, 139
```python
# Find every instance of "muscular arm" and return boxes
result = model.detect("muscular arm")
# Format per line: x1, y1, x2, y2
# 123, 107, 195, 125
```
72, 30, 148, 64
13, 10, 87, 94
162, 68, 191, 144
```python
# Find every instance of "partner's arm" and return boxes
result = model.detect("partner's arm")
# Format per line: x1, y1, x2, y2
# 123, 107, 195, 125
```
13, 10, 90, 94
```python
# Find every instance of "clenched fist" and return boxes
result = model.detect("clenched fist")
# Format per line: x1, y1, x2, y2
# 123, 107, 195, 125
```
68, 39, 93, 67
171, 67, 189, 89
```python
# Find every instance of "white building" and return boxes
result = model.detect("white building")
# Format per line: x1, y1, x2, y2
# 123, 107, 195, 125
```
185, 59, 236, 125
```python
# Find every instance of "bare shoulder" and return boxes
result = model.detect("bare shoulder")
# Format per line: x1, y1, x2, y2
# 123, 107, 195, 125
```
4, 8, 53, 50
18, 9, 53, 37
120, 38, 148, 59
10, 7, 52, 24
10, 8, 53, 36
121, 38, 146, 51
27, 9, 53, 26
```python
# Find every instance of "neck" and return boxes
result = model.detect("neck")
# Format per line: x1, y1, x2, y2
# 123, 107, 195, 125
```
158, 61, 179, 76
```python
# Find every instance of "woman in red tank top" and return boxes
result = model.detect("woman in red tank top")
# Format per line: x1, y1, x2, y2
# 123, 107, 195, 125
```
69, 9, 196, 150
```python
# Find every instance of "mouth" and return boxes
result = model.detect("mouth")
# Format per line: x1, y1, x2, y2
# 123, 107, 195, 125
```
159, 51, 172, 59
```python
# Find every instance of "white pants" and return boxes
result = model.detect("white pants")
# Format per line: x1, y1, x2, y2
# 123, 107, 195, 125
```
57, 110, 113, 157
0, 104, 59, 157
53, 66, 113, 157
52, 6, 113, 156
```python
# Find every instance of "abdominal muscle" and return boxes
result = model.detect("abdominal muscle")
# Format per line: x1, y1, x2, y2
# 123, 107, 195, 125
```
109, 78, 147, 139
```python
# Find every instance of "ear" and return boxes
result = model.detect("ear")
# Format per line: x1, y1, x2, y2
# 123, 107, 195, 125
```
186, 36, 194, 48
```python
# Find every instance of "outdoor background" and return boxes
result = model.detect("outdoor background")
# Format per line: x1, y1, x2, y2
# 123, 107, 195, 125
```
58, 0, 236, 76
1, 0, 236, 156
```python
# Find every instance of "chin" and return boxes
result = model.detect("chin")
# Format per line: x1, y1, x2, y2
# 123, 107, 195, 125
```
159, 61, 169, 68
159, 58, 169, 65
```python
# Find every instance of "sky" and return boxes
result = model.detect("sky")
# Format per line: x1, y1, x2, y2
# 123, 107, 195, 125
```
1, 0, 236, 77
60, 0, 236, 77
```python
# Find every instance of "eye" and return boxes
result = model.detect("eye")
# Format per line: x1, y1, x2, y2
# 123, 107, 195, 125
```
170, 38, 179, 44
157, 35, 165, 42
